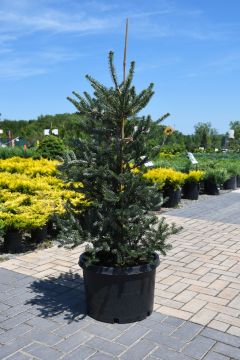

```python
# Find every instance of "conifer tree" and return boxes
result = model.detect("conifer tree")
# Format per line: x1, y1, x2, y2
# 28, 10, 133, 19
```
59, 52, 180, 267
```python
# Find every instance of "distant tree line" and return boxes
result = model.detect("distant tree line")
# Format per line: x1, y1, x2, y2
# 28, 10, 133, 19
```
146, 121, 230, 152
0, 113, 239, 152
0, 113, 86, 146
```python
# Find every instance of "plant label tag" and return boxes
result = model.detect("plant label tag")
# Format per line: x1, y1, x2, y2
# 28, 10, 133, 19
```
44, 129, 50, 136
52, 129, 59, 135
187, 152, 198, 164
145, 161, 154, 167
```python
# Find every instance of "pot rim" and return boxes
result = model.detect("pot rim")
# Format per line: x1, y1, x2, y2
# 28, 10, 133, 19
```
79, 252, 160, 275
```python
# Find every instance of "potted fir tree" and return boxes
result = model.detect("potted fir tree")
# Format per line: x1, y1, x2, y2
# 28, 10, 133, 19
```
59, 52, 180, 323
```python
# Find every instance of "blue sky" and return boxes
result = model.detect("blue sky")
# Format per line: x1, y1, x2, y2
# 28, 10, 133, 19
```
0, 0, 239, 134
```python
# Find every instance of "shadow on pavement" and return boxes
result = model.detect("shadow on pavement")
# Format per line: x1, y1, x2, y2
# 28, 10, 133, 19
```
25, 270, 87, 323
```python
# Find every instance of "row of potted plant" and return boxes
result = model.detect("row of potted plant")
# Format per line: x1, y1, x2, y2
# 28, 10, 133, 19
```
144, 168, 205, 207
144, 164, 240, 207
0, 157, 87, 253
155, 152, 240, 178
200, 160, 240, 194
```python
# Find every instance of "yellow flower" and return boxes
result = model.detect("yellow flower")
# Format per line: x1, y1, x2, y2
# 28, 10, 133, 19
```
164, 126, 174, 136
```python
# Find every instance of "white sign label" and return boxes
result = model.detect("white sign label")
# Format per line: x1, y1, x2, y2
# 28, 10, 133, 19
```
52, 129, 59, 135
44, 129, 50, 136
187, 152, 198, 165
145, 161, 154, 167
228, 130, 234, 139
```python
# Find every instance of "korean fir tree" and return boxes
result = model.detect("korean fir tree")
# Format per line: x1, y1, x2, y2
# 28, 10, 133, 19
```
59, 51, 180, 267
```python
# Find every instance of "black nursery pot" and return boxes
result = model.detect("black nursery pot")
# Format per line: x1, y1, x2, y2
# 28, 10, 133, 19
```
162, 187, 181, 207
4, 229, 23, 253
31, 225, 48, 243
182, 182, 199, 200
79, 252, 160, 324
47, 220, 60, 237
237, 175, 240, 188
204, 180, 219, 195
223, 176, 237, 190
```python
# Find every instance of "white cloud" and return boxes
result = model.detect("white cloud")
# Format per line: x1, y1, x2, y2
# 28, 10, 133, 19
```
0, 48, 87, 80
136, 56, 181, 72
206, 53, 240, 72
0, 10, 112, 34
0, 48, 12, 55
181, 52, 240, 79
0, 58, 47, 79
40, 48, 87, 63
0, 1, 235, 45
0, 34, 16, 44
0, 0, 238, 80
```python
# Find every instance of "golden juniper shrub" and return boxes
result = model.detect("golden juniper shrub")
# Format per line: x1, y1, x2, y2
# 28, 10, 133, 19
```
0, 157, 58, 177
0, 158, 88, 231
144, 168, 187, 190
185, 170, 205, 183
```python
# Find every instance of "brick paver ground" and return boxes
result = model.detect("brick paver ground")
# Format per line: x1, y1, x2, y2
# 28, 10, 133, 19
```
0, 190, 240, 359
155, 190, 240, 335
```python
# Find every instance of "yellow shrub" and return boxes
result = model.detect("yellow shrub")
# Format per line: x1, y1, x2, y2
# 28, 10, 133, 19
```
0, 157, 59, 177
0, 158, 88, 231
185, 170, 205, 183
144, 168, 187, 190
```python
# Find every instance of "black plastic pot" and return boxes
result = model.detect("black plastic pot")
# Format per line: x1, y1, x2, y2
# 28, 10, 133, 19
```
162, 187, 181, 207
31, 225, 48, 243
237, 175, 240, 188
4, 229, 23, 253
47, 220, 60, 237
204, 180, 219, 195
182, 182, 199, 200
79, 252, 160, 324
223, 176, 237, 190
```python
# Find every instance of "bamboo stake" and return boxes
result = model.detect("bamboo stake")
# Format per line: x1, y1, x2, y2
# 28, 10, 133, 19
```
120, 18, 129, 242
121, 18, 128, 141
123, 18, 128, 84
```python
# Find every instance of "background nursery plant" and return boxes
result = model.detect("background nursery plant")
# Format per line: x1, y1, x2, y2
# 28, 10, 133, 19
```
59, 51, 180, 267
0, 157, 87, 253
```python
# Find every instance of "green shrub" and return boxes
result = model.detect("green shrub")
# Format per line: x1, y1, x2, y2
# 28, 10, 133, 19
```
160, 144, 186, 155
154, 155, 191, 173
0, 147, 37, 159
203, 168, 228, 185
218, 161, 240, 178
37, 135, 66, 159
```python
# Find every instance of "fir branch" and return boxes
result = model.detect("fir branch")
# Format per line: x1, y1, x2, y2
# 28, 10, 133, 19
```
109, 51, 120, 91
121, 61, 135, 97
156, 112, 170, 124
